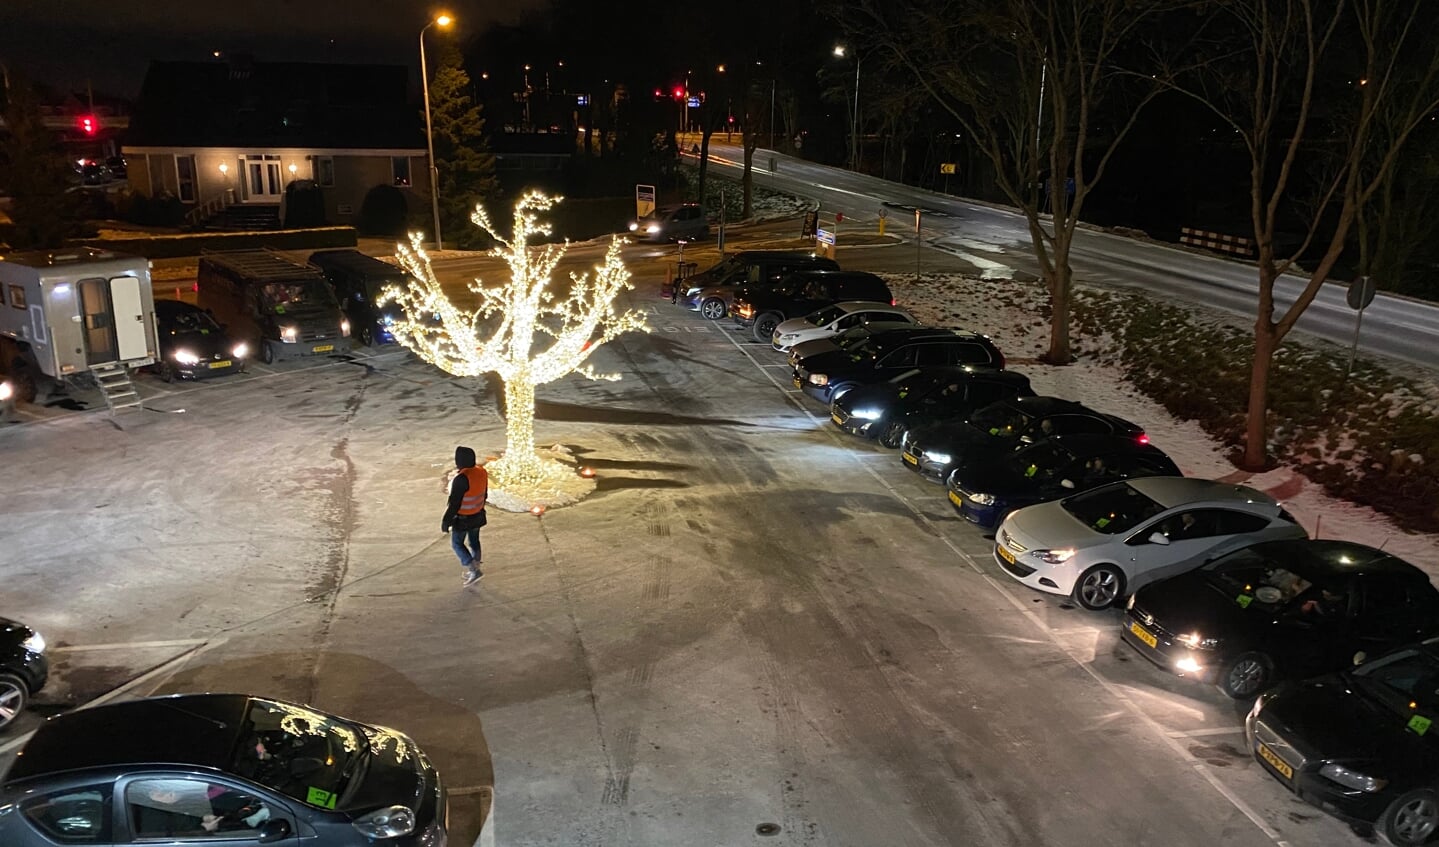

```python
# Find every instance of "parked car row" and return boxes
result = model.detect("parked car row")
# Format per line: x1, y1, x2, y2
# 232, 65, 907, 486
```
662, 251, 1439, 842
149, 249, 414, 383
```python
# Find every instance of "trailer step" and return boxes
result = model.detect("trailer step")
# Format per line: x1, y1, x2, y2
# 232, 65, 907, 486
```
90, 364, 144, 416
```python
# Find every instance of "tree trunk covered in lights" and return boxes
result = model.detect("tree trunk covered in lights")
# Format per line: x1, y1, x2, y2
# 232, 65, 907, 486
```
502, 377, 537, 470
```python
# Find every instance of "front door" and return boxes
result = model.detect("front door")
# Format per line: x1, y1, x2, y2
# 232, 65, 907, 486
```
243, 154, 284, 202
78, 277, 117, 365
110, 276, 148, 361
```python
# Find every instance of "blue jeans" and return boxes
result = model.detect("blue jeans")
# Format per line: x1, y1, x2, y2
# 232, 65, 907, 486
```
450, 528, 481, 570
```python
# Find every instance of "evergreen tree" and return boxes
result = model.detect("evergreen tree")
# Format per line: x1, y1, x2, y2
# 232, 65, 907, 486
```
0, 78, 74, 248
427, 45, 500, 248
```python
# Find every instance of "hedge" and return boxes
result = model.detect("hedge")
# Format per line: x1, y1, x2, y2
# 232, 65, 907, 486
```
80, 226, 358, 259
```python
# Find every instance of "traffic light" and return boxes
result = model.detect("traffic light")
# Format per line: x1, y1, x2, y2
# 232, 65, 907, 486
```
78, 115, 98, 135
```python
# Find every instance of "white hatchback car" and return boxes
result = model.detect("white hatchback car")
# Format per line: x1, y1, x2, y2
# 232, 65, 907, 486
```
994, 477, 1308, 610
771, 301, 917, 351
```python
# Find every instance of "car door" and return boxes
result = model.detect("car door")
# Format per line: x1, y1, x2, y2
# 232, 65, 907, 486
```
1277, 580, 1361, 678
1353, 576, 1439, 653
1122, 508, 1233, 589
120, 774, 298, 846
875, 344, 918, 378
13, 781, 116, 845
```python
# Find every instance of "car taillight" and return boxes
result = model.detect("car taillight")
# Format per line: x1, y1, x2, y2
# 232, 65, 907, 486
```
1137, 433, 1149, 445
890, 298, 896, 306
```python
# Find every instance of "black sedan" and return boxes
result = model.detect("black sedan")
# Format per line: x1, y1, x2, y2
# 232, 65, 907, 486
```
154, 299, 248, 381
0, 693, 448, 846
831, 367, 1034, 446
1247, 639, 1439, 845
1122, 539, 1439, 700
901, 395, 1146, 483
0, 616, 47, 731
946, 432, 1182, 529
793, 327, 1005, 404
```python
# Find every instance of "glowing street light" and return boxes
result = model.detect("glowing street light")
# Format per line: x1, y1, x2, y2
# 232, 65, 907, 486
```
833, 45, 861, 171
419, 12, 454, 250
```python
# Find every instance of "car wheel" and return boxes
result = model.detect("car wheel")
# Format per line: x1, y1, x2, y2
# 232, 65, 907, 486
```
1073, 564, 1124, 610
0, 673, 29, 731
701, 298, 726, 320
878, 420, 907, 448
259, 341, 275, 364
159, 361, 176, 383
357, 325, 374, 347
752, 312, 782, 343
1381, 788, 1439, 847
10, 362, 37, 404
1219, 652, 1272, 700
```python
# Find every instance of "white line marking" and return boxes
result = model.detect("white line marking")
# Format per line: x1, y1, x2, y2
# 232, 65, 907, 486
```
52, 639, 209, 653
1168, 727, 1247, 739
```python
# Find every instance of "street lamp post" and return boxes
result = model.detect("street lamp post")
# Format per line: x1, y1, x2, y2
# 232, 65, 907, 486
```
833, 45, 860, 171
419, 13, 453, 250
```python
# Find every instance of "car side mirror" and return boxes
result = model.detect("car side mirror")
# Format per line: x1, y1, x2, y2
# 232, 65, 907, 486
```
1353, 651, 1368, 667
1147, 532, 1170, 546
258, 819, 291, 844
1060, 479, 1075, 489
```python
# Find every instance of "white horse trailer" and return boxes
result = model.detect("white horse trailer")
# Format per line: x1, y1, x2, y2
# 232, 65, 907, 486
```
0, 247, 158, 411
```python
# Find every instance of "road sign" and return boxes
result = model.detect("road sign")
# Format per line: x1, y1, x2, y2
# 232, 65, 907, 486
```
802, 211, 818, 239
835, 212, 844, 223
878, 207, 887, 219
1347, 275, 1377, 310
939, 163, 956, 174
816, 228, 835, 245
635, 184, 656, 219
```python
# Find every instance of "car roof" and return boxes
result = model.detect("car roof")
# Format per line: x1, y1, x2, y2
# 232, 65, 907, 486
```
865, 327, 988, 346
4, 694, 252, 785
907, 365, 1029, 385
830, 301, 909, 315
308, 249, 408, 279
1002, 396, 1141, 430
1034, 432, 1169, 458
1124, 477, 1279, 509
783, 269, 885, 282
732, 250, 825, 261
1244, 539, 1425, 580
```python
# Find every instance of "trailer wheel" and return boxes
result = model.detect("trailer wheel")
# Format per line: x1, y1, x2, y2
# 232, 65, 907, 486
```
9, 362, 37, 404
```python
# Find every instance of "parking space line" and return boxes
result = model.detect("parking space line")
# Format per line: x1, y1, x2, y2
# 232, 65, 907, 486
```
52, 638, 209, 652
715, 326, 1294, 847
1167, 727, 1247, 739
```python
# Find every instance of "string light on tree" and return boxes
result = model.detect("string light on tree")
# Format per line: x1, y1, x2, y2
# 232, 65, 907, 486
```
379, 191, 649, 507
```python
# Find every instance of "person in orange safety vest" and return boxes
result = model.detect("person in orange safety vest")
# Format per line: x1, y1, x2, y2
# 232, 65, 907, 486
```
443, 446, 488, 587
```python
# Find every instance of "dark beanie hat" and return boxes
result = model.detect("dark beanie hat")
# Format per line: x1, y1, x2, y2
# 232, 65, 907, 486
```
455, 446, 477, 468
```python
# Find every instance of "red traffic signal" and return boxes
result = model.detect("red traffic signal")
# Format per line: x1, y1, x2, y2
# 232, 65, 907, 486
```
672, 86, 684, 99
78, 115, 98, 135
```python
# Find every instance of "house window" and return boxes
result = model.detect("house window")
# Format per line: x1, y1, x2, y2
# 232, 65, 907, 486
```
175, 155, 196, 202
315, 156, 335, 187
392, 157, 411, 187
9, 285, 25, 309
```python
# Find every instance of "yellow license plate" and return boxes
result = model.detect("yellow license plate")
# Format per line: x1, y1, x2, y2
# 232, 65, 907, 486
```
948, 490, 964, 507
1257, 743, 1293, 779
996, 543, 1016, 565
793, 377, 802, 388
902, 452, 918, 465
208, 360, 232, 369
831, 413, 843, 425
1129, 620, 1158, 649
313, 344, 335, 353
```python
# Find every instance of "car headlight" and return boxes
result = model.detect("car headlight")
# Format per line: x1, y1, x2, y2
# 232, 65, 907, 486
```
173, 349, 201, 365
1, 381, 14, 401
628, 222, 640, 232
1319, 763, 1387, 793
280, 326, 299, 342
851, 408, 883, 421
1035, 548, 1075, 564
925, 451, 953, 465
685, 287, 701, 297
21, 631, 45, 654
808, 373, 829, 386
646, 224, 660, 234
1175, 633, 1222, 650
778, 333, 797, 342
340, 319, 352, 337
1126, 594, 1136, 610
352, 805, 416, 839
232, 343, 249, 359
967, 492, 997, 506
1247, 692, 1271, 722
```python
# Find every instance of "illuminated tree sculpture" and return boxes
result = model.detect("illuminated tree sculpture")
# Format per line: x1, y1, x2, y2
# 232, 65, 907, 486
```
381, 191, 648, 506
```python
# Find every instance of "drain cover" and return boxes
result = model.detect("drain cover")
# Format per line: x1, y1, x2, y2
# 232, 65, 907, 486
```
756, 823, 781, 836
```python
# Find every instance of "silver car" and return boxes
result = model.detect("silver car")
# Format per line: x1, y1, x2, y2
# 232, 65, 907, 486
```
771, 301, 917, 351
994, 477, 1308, 610
628, 203, 708, 242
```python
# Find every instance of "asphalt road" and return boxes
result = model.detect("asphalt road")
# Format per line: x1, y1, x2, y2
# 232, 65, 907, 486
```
702, 143, 1439, 369
0, 238, 1369, 846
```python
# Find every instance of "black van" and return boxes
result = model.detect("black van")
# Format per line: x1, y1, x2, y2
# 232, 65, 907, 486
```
196, 250, 352, 363
732, 270, 894, 342
308, 250, 411, 346
678, 250, 839, 318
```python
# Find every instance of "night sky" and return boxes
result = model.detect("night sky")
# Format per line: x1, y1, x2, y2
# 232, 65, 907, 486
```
4, 0, 545, 100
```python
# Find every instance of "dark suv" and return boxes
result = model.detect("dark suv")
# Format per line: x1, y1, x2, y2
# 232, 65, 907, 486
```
308, 249, 412, 346
793, 327, 1006, 404
1, 616, 48, 731
732, 270, 893, 342
679, 251, 839, 317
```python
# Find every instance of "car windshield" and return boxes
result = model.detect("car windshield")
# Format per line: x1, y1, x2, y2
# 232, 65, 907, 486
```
260, 279, 333, 312
1350, 648, 1439, 717
807, 305, 848, 327
833, 328, 877, 349
1005, 442, 1076, 482
1062, 482, 1166, 534
886, 368, 930, 387
969, 402, 1033, 440
168, 309, 221, 334
232, 699, 365, 807
1202, 547, 1315, 607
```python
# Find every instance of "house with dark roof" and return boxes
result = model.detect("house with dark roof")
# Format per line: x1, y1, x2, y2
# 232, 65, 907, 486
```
122, 57, 428, 229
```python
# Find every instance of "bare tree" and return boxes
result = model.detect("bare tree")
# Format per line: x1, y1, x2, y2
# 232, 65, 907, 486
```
843, 0, 1186, 363
1168, 0, 1439, 468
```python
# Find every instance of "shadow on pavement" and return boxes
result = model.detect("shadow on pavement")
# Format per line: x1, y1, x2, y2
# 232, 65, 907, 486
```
535, 399, 750, 427
594, 476, 691, 492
